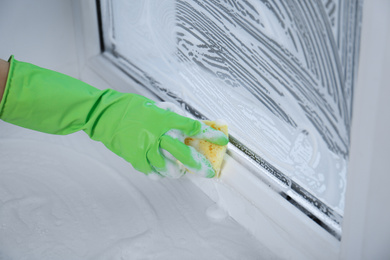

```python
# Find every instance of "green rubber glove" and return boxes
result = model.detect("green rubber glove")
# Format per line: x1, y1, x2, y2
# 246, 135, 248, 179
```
0, 56, 229, 178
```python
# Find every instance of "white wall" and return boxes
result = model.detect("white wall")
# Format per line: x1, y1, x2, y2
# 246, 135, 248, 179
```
0, 0, 79, 77
340, 0, 390, 259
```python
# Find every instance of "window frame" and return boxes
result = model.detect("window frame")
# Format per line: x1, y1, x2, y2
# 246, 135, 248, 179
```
98, 0, 350, 238
72, 0, 390, 259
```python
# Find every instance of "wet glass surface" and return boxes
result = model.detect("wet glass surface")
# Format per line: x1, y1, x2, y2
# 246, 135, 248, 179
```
101, 0, 362, 218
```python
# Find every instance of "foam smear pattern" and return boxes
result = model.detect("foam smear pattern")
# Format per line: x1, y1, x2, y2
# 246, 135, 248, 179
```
104, 0, 362, 213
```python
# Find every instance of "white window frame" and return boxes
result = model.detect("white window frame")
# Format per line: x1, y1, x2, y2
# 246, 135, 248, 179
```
71, 0, 390, 259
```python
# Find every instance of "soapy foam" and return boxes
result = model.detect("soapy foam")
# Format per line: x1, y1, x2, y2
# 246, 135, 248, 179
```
214, 119, 229, 127
155, 119, 226, 178
105, 0, 362, 212
152, 150, 186, 179
162, 122, 227, 178
190, 121, 226, 142
185, 146, 215, 178
159, 144, 214, 179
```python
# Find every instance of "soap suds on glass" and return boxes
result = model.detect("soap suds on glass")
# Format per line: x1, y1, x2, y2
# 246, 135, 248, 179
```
102, 0, 362, 214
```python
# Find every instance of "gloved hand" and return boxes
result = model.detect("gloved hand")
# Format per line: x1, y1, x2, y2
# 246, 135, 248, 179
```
0, 56, 228, 178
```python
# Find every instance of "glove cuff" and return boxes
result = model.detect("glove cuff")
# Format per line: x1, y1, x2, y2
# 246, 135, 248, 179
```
0, 56, 103, 135
0, 55, 15, 118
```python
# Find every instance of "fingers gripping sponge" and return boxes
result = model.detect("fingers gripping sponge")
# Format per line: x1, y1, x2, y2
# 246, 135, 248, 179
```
185, 120, 228, 178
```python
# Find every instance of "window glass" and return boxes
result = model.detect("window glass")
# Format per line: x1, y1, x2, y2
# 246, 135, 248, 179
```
100, 0, 362, 234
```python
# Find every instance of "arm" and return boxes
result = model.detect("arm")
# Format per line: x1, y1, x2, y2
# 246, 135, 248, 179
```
0, 56, 228, 178
0, 59, 10, 104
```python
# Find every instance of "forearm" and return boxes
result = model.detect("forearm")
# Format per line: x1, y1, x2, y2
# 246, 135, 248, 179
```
0, 58, 10, 104
0, 57, 228, 178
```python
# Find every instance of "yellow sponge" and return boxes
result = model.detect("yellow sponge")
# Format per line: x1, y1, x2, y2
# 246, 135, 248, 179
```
185, 120, 228, 178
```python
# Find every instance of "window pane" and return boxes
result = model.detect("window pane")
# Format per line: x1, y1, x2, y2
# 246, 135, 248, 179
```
100, 0, 362, 228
